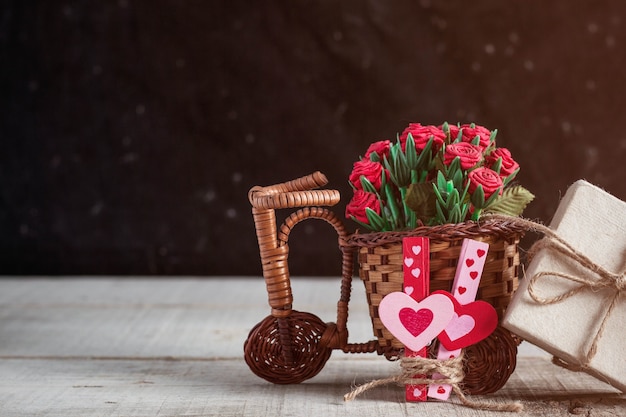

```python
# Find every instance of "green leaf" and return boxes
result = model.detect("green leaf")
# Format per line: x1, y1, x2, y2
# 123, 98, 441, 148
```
435, 200, 447, 224
382, 205, 392, 223
471, 207, 482, 222
350, 215, 378, 232
484, 185, 535, 216
384, 183, 402, 228
449, 205, 462, 224
447, 188, 460, 210
454, 130, 463, 143
471, 135, 481, 146
489, 129, 498, 144
386, 143, 410, 187
383, 154, 396, 185
437, 170, 447, 192
459, 177, 471, 205
433, 182, 447, 207
414, 137, 434, 172
460, 202, 470, 219
446, 156, 461, 178
369, 152, 381, 162
405, 182, 437, 223
360, 176, 378, 194
484, 187, 502, 207
452, 168, 463, 190
503, 168, 520, 187
442, 121, 450, 136
365, 208, 386, 231
434, 150, 447, 173
457, 177, 470, 205
491, 157, 503, 175
405, 133, 418, 169
470, 184, 485, 208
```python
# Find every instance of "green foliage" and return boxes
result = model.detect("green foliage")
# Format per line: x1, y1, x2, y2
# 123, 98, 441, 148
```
369, 151, 381, 163
502, 168, 519, 187
405, 182, 437, 224
365, 207, 388, 231
346, 122, 532, 232
484, 185, 535, 217
384, 142, 410, 187
360, 176, 378, 193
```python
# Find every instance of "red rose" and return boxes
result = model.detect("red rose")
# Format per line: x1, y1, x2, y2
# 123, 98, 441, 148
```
349, 159, 384, 190
468, 167, 503, 199
399, 123, 445, 152
364, 140, 391, 160
448, 124, 492, 150
486, 148, 519, 177
345, 189, 380, 223
443, 142, 482, 170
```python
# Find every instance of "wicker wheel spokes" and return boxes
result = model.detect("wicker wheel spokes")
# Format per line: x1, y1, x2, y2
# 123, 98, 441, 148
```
461, 326, 518, 395
243, 311, 332, 384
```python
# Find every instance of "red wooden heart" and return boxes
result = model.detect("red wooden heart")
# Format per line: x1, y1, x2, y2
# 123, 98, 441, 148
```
399, 308, 434, 337
457, 286, 467, 295
469, 271, 478, 280
436, 292, 498, 350
465, 258, 475, 267
477, 249, 486, 258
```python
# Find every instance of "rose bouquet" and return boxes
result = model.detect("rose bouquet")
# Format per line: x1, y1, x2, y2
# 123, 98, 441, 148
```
345, 122, 534, 231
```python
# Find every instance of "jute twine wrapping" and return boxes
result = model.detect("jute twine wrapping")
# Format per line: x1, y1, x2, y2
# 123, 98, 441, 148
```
343, 352, 524, 412
491, 215, 626, 371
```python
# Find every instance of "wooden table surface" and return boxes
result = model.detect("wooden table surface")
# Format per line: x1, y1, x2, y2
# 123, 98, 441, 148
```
0, 277, 624, 417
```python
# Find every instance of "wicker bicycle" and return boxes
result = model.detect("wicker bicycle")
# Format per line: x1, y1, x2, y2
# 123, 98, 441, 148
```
244, 171, 526, 394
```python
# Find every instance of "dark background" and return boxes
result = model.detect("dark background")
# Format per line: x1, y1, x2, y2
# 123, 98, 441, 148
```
1, 1, 625, 276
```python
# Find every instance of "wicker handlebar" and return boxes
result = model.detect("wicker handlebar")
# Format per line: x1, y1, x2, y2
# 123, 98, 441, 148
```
249, 171, 340, 209
249, 172, 347, 320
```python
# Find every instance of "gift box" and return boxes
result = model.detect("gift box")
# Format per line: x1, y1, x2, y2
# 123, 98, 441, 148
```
503, 180, 626, 392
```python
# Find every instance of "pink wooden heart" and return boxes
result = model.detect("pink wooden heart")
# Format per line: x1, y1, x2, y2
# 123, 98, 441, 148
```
436, 292, 498, 351
379, 292, 455, 352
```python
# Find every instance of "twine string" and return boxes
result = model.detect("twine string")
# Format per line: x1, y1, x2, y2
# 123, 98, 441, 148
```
342, 214, 622, 411
344, 353, 523, 412
486, 214, 626, 369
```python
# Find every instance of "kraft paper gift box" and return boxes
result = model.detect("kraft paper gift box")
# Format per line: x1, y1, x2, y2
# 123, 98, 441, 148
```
503, 180, 626, 392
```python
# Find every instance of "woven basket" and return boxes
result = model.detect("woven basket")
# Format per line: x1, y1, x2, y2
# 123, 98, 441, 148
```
345, 218, 526, 394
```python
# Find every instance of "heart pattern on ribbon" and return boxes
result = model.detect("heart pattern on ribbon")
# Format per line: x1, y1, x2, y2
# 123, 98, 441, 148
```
379, 291, 454, 352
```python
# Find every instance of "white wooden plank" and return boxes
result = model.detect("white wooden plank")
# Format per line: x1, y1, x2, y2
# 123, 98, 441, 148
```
0, 356, 622, 417
0, 278, 546, 358
0, 278, 620, 417
0, 277, 271, 305
0, 276, 355, 308
0, 278, 379, 359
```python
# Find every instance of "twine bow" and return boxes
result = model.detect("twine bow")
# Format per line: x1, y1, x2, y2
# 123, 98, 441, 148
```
344, 352, 523, 412
487, 214, 626, 371
526, 228, 625, 370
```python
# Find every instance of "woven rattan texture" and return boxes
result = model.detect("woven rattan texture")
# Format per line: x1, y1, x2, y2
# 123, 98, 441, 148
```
351, 222, 522, 350
349, 220, 523, 395
244, 311, 332, 384
461, 326, 519, 394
